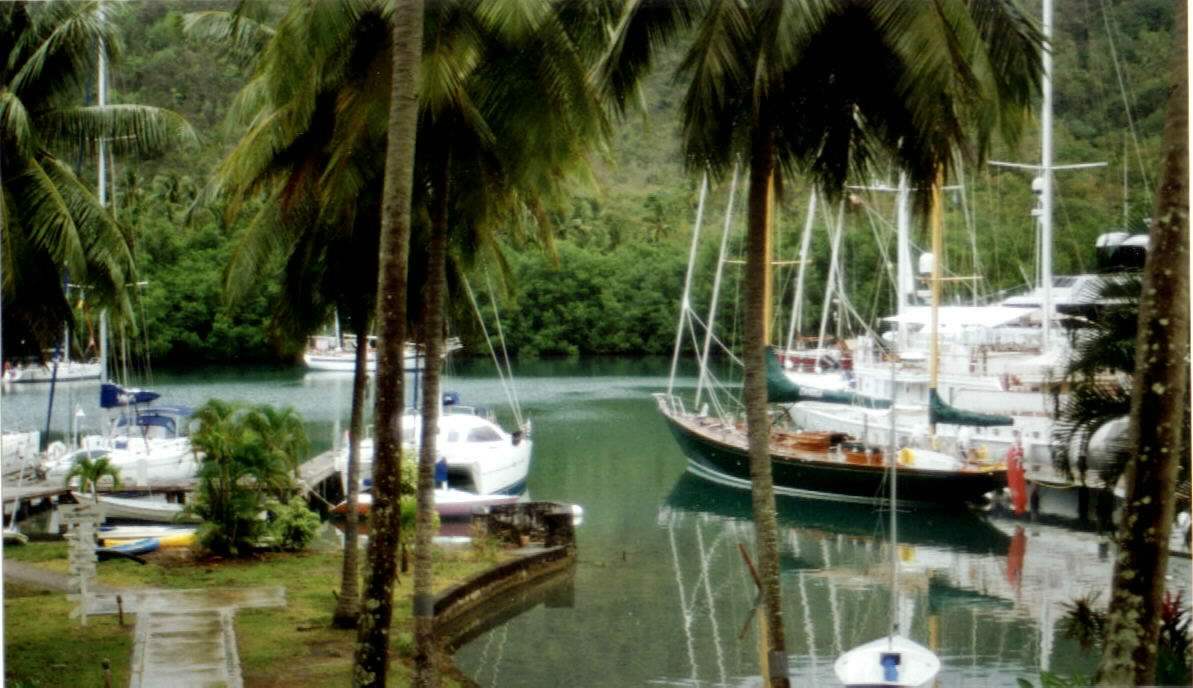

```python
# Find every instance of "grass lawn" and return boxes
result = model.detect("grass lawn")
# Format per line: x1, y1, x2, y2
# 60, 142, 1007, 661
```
4, 537, 507, 687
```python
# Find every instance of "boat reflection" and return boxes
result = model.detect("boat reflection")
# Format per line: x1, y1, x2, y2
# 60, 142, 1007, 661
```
655, 472, 1193, 684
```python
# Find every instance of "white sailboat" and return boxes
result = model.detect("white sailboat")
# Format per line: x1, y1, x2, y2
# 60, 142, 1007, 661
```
834, 362, 940, 687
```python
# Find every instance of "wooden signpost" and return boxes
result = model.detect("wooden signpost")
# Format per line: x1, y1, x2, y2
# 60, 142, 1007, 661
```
63, 503, 104, 625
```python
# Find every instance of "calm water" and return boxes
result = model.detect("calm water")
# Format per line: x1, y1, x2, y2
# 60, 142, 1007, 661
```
3, 358, 1188, 686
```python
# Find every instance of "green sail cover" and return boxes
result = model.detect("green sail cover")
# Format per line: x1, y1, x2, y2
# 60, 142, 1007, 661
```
929, 389, 1014, 427
765, 348, 891, 409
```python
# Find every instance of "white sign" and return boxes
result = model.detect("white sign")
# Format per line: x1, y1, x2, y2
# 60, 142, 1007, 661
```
61, 503, 104, 524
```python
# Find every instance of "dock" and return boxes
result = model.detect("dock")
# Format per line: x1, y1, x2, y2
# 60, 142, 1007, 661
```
2, 449, 346, 526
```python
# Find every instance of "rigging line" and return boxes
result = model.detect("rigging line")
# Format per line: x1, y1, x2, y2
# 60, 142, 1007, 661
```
669, 172, 709, 397
483, 274, 521, 425
817, 201, 845, 351
696, 162, 740, 411
786, 189, 818, 350
1098, 0, 1154, 206
666, 512, 700, 682
462, 276, 519, 426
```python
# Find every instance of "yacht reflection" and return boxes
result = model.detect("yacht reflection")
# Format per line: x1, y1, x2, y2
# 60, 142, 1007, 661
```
655, 471, 1184, 682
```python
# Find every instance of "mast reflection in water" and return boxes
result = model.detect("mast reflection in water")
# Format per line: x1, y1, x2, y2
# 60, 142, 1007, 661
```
3, 360, 1187, 685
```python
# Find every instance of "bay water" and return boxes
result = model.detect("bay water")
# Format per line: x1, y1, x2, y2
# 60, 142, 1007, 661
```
3, 357, 1187, 686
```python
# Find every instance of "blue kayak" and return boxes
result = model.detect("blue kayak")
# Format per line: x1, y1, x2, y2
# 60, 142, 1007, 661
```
97, 537, 160, 560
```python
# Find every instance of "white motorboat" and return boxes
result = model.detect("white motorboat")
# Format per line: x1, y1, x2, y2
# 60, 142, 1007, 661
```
338, 401, 532, 498
303, 334, 461, 372
3, 358, 102, 383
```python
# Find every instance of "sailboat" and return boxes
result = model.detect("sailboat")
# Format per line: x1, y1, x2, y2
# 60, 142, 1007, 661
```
834, 361, 941, 687
655, 173, 1005, 508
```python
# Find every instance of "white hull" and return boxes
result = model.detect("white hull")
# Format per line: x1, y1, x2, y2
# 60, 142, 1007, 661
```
74, 492, 196, 523
338, 407, 533, 498
46, 444, 199, 488
4, 360, 102, 383
835, 634, 941, 687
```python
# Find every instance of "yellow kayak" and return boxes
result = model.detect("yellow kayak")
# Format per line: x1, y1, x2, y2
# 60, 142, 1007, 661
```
102, 532, 196, 548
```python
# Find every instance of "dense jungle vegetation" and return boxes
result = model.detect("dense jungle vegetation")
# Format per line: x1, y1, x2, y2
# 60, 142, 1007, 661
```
52, 0, 1175, 365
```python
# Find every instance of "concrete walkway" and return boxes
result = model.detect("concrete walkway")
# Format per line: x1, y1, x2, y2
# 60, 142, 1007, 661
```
4, 561, 284, 688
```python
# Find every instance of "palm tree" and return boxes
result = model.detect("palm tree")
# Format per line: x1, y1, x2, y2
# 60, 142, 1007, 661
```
352, 1, 422, 685
187, 0, 387, 628
1096, 3, 1189, 683
601, 3, 1042, 683
407, 6, 610, 684
63, 453, 121, 501
0, 2, 195, 360
188, 399, 300, 557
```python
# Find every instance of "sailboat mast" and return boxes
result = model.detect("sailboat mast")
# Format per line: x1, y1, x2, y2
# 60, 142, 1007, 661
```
888, 355, 899, 638
928, 168, 943, 435
97, 0, 109, 382
1040, 0, 1055, 351
895, 174, 913, 352
784, 191, 818, 351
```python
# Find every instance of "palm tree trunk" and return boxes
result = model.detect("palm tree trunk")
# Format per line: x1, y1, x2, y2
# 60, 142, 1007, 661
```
1096, 3, 1188, 685
352, 2, 423, 686
744, 117, 789, 688
333, 315, 369, 628
413, 150, 449, 688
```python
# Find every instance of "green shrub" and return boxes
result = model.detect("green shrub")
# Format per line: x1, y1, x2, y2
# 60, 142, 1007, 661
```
267, 496, 321, 551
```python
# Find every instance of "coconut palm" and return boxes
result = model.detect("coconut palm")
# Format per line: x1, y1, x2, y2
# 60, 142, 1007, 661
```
1096, 3, 1189, 683
63, 452, 121, 500
188, 0, 389, 628
0, 2, 195, 360
601, 2, 1042, 683
353, 1, 422, 685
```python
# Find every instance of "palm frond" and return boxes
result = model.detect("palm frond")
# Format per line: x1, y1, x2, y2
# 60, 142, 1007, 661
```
40, 104, 199, 155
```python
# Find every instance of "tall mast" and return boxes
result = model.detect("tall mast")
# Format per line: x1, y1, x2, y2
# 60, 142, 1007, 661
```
991, 0, 1103, 354
1040, 0, 1055, 350
97, 0, 109, 381
895, 173, 913, 352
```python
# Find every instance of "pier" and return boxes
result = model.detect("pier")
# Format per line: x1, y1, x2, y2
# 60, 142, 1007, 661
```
2, 449, 346, 527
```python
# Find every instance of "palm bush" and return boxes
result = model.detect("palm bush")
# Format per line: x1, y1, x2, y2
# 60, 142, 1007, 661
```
187, 399, 305, 557
63, 452, 121, 498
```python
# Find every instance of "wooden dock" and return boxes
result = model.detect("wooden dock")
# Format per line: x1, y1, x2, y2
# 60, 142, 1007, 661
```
1, 450, 345, 524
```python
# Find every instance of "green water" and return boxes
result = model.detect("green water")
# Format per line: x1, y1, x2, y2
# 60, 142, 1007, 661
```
4, 358, 1188, 686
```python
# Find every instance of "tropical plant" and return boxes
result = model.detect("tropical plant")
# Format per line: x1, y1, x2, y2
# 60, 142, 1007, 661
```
266, 495, 321, 552
601, 4, 1042, 684
62, 452, 121, 499
187, 399, 302, 557
0, 2, 195, 360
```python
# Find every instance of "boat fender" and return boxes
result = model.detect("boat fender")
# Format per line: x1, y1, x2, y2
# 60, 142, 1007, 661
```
898, 448, 915, 466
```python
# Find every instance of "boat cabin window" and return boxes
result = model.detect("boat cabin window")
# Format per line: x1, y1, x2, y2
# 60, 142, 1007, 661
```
466, 426, 502, 443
